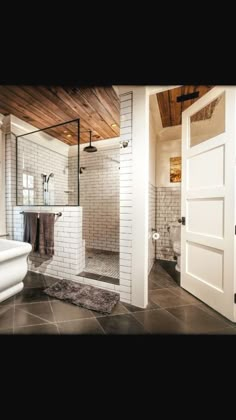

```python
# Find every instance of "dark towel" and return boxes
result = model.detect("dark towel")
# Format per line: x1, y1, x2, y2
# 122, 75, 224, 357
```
39, 213, 55, 257
23, 212, 39, 252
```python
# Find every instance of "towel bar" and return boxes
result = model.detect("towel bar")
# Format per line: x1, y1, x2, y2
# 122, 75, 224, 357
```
20, 211, 62, 217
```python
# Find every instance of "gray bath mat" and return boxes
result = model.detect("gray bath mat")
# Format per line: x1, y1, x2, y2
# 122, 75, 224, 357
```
44, 279, 120, 314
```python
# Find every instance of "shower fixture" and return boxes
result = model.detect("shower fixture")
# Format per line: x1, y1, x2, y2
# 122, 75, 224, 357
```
83, 130, 97, 153
41, 172, 54, 205
46, 172, 54, 183
80, 167, 86, 174
120, 140, 129, 148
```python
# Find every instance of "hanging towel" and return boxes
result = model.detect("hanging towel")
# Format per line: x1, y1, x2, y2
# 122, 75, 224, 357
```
39, 213, 55, 257
23, 212, 39, 252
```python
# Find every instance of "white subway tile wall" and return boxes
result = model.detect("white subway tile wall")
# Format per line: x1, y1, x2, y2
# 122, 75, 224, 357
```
119, 92, 133, 303
5, 134, 16, 239
16, 137, 69, 206
68, 155, 78, 205
13, 206, 85, 279
79, 145, 120, 252
148, 183, 156, 273
156, 186, 181, 261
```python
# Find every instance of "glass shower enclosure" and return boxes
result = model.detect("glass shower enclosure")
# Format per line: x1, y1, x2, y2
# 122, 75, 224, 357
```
16, 119, 80, 206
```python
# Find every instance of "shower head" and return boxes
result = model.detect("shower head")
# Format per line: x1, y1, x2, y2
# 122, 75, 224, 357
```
83, 131, 97, 153
46, 172, 54, 182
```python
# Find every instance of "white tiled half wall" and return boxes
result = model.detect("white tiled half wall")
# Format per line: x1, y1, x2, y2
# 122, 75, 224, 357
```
79, 144, 120, 252
13, 206, 85, 280
156, 186, 181, 261
17, 136, 71, 206
148, 183, 156, 273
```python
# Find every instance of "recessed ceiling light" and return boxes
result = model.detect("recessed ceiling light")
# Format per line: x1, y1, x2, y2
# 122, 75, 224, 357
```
111, 123, 117, 128
63, 130, 68, 134
67, 134, 72, 138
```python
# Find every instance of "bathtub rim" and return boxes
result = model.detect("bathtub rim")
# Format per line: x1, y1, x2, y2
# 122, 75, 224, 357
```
0, 239, 32, 263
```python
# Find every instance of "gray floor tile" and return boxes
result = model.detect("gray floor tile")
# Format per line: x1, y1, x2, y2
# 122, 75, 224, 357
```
58, 318, 104, 334
97, 313, 148, 334
51, 300, 94, 322
133, 309, 193, 334
23, 272, 46, 288
166, 305, 229, 333
149, 288, 192, 308
0, 296, 15, 307
168, 287, 201, 305
44, 275, 60, 287
14, 323, 59, 335
15, 287, 49, 305
14, 302, 54, 327
0, 328, 13, 334
93, 302, 129, 317
195, 303, 236, 327
0, 307, 14, 330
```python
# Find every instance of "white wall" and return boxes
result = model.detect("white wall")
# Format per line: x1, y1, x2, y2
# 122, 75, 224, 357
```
156, 136, 181, 188
0, 114, 6, 236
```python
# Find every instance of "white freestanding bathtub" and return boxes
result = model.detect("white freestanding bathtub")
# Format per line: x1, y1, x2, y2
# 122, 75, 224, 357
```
0, 239, 32, 302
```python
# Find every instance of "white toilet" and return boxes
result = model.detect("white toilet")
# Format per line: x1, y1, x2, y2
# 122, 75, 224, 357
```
168, 223, 181, 272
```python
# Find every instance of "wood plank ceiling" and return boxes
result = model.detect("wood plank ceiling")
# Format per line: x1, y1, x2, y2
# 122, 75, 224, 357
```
156, 85, 214, 127
0, 86, 120, 145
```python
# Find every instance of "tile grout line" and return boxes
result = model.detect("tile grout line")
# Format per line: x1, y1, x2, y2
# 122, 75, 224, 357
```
13, 295, 15, 334
46, 281, 60, 334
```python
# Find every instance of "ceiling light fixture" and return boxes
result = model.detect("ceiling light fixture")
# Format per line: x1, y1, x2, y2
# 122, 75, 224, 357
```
67, 134, 72, 138
111, 123, 117, 128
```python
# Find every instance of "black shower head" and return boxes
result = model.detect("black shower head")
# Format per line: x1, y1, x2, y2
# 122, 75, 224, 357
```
46, 172, 54, 182
83, 130, 97, 153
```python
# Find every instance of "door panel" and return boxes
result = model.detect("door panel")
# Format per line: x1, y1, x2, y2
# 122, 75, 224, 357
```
181, 87, 236, 322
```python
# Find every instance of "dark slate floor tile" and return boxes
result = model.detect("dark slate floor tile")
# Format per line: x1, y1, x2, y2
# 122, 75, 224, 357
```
195, 303, 236, 327
58, 318, 104, 334
93, 302, 129, 318
97, 313, 148, 335
166, 305, 229, 333
15, 287, 49, 305
43, 275, 61, 287
121, 302, 147, 313
51, 300, 94, 322
23, 271, 46, 288
14, 302, 54, 327
0, 296, 15, 307
204, 327, 236, 335
133, 309, 193, 334
149, 288, 193, 308
0, 328, 13, 334
14, 307, 48, 328
0, 307, 14, 330
14, 323, 59, 335
168, 287, 201, 305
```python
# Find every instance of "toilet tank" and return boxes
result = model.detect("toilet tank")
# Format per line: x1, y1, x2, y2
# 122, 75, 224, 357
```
169, 223, 181, 243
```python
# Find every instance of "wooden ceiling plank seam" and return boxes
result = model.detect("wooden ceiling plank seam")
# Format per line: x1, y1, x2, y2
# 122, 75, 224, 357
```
72, 87, 119, 136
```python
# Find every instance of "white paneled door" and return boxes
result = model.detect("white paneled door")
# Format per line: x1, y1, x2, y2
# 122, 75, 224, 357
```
181, 87, 236, 322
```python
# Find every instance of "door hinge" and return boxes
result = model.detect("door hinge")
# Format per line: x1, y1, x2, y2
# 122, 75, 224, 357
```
234, 294, 236, 304
178, 217, 186, 225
